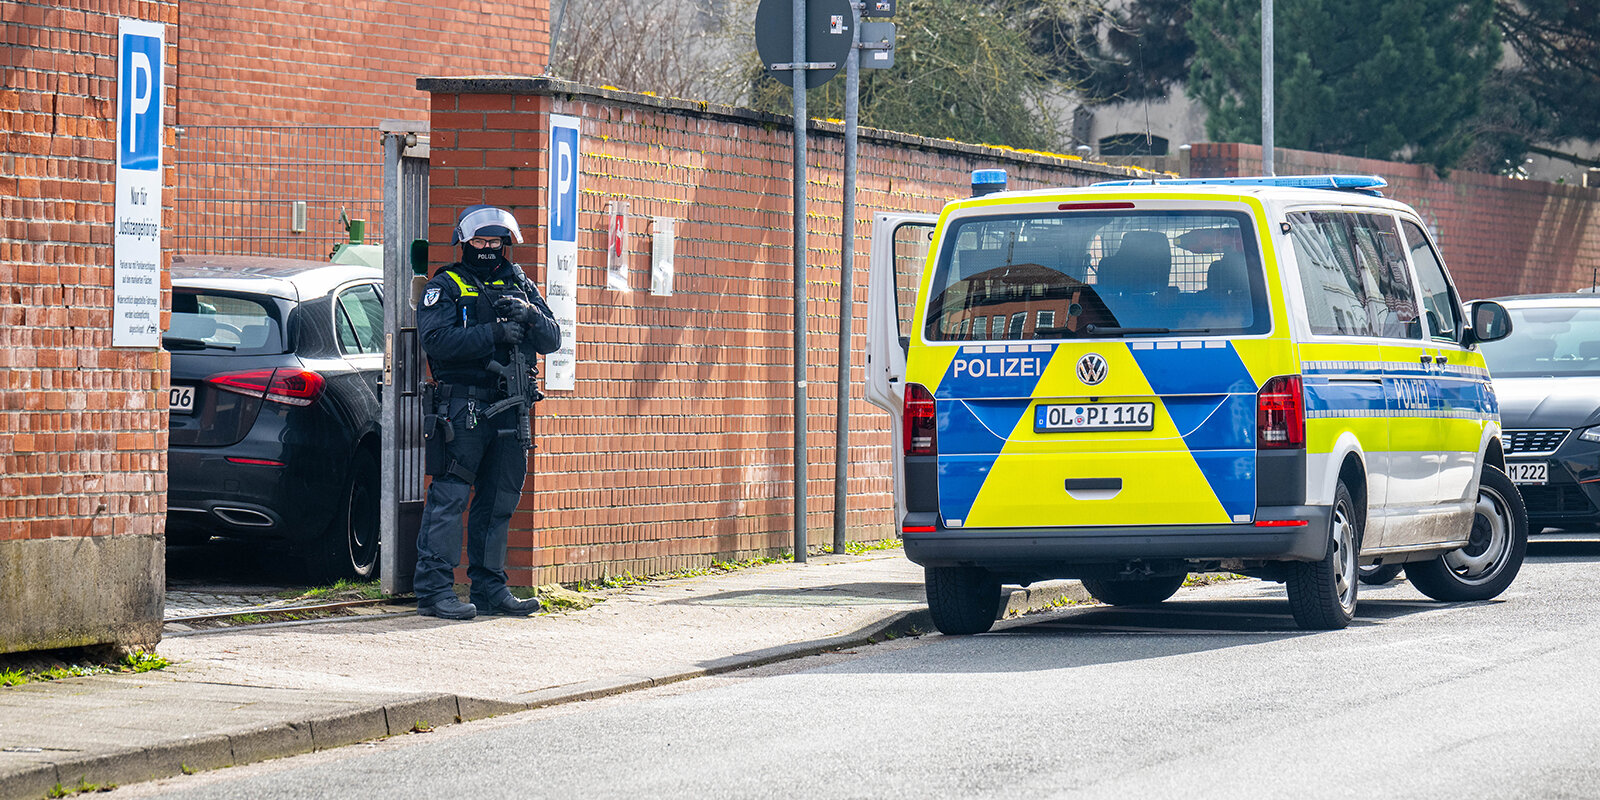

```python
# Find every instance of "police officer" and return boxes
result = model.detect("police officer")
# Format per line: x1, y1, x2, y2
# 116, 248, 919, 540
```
414, 205, 561, 620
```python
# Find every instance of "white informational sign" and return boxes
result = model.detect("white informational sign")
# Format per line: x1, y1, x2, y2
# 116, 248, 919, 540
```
650, 217, 675, 297
544, 114, 581, 391
606, 200, 629, 292
113, 18, 165, 348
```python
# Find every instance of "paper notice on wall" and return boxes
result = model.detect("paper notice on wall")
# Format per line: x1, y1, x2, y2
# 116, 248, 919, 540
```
544, 114, 581, 392
650, 217, 675, 297
606, 201, 629, 292
113, 18, 166, 348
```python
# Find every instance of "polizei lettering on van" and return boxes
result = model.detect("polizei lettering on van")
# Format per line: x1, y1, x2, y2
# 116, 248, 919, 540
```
952, 355, 1044, 379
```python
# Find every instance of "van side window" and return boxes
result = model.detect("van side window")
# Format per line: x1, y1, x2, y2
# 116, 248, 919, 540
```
1288, 211, 1422, 340
1402, 220, 1463, 343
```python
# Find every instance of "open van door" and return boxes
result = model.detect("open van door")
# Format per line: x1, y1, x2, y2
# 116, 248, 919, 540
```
865, 212, 938, 525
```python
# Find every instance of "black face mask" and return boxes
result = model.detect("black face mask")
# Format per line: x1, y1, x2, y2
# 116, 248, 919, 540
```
462, 243, 509, 275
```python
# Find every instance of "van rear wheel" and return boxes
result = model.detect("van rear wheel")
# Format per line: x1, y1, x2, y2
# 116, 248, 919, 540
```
925, 566, 1002, 635
1406, 466, 1527, 602
1286, 481, 1360, 630
1082, 573, 1187, 606
1358, 563, 1404, 585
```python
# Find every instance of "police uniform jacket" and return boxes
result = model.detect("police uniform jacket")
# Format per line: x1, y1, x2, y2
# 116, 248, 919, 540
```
418, 260, 561, 391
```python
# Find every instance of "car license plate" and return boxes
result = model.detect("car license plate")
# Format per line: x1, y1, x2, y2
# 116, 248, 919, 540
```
1507, 462, 1547, 485
1035, 402, 1155, 432
169, 386, 195, 414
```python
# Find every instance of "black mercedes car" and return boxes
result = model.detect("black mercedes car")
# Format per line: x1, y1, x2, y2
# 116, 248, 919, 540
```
165, 255, 384, 579
1480, 294, 1600, 534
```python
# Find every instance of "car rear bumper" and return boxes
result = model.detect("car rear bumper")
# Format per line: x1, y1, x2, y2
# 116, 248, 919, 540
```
167, 446, 342, 543
901, 505, 1332, 572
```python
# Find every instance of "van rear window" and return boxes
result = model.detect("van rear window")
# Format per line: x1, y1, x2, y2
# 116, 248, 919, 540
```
166, 291, 286, 355
923, 211, 1269, 340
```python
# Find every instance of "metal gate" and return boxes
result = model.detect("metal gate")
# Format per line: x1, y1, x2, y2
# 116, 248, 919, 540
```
379, 123, 431, 596
173, 125, 384, 258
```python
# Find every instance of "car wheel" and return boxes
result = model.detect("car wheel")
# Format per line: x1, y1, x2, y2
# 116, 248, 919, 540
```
313, 449, 381, 582
1357, 563, 1404, 585
1081, 573, 1187, 606
1286, 481, 1360, 630
925, 566, 1002, 635
1406, 466, 1527, 602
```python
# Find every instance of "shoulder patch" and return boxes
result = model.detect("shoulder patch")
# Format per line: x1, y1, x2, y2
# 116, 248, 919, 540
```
423, 287, 442, 307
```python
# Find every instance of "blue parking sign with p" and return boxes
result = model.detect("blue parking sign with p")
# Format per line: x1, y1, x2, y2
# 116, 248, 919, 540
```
119, 31, 162, 172
550, 124, 579, 243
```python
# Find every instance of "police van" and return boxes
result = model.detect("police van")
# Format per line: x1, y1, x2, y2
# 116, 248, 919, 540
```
864, 174, 1528, 634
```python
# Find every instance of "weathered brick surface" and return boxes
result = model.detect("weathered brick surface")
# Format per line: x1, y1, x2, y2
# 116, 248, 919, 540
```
178, 0, 553, 127
1, 0, 176, 545
1190, 143, 1600, 299
423, 80, 1148, 586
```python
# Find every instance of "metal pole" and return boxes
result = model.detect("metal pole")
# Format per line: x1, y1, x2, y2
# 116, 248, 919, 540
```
1261, 0, 1274, 177
832, 2, 860, 556
792, 0, 809, 563
546, 0, 574, 75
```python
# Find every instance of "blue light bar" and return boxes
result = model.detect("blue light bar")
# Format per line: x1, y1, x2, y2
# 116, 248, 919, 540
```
971, 169, 1008, 196
1092, 174, 1388, 196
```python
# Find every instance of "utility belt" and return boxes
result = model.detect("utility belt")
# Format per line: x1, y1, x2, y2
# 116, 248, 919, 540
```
433, 382, 506, 404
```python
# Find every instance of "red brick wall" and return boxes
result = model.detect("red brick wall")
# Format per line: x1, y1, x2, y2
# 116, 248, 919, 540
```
177, 1, 552, 126
1190, 143, 1600, 300
1, 0, 176, 542
421, 79, 1147, 585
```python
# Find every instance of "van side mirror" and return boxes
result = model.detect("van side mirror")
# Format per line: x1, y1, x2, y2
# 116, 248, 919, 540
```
1464, 300, 1512, 345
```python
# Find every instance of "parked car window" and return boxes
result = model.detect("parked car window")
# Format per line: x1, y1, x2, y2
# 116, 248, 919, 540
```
1401, 220, 1463, 343
168, 291, 284, 355
1480, 305, 1600, 377
1289, 211, 1422, 340
334, 283, 383, 355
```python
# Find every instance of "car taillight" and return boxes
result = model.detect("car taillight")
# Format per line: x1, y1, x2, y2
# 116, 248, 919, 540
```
209, 368, 325, 407
1257, 375, 1304, 449
904, 382, 937, 456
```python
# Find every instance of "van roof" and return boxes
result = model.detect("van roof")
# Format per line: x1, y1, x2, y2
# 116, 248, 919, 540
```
947, 178, 1412, 214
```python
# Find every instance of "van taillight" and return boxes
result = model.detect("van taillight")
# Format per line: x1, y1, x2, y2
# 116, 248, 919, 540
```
903, 383, 937, 456
1256, 375, 1305, 449
210, 368, 326, 407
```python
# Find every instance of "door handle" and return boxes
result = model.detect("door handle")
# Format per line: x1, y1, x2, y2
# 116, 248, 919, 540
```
1435, 355, 1449, 366
1419, 355, 1434, 365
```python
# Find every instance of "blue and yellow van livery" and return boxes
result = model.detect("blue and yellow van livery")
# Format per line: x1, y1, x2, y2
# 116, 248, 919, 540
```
869, 175, 1527, 634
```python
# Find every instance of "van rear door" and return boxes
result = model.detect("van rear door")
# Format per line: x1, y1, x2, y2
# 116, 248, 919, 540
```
910, 206, 1273, 530
865, 212, 937, 526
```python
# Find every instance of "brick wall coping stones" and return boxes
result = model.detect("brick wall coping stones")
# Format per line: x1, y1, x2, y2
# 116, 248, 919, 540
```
415, 76, 1153, 183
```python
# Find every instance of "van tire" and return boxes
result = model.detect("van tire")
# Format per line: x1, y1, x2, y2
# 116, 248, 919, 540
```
1082, 573, 1187, 606
1287, 481, 1360, 630
925, 566, 1002, 635
1358, 563, 1404, 585
1406, 466, 1527, 602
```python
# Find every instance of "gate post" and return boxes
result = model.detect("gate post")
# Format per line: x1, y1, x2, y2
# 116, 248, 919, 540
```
380, 121, 430, 596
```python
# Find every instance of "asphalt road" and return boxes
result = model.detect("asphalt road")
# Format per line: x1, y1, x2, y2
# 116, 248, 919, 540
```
114, 535, 1600, 800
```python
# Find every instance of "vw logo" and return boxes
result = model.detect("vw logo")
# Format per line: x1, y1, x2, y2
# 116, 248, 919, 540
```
1076, 353, 1109, 385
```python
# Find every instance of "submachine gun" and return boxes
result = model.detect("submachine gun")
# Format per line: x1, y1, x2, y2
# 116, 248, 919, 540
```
482, 294, 546, 450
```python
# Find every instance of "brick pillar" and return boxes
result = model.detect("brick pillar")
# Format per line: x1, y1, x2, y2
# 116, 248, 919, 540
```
1, 0, 176, 653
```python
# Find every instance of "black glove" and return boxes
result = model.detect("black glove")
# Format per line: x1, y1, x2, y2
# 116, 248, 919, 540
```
493, 320, 526, 344
494, 295, 538, 325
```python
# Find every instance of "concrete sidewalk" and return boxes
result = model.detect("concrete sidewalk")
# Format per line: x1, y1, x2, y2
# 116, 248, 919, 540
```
0, 552, 1087, 800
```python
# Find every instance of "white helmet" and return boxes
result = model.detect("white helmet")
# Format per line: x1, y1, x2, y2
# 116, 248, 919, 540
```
453, 205, 524, 245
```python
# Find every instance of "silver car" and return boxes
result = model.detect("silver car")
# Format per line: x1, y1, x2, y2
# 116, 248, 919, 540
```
1479, 294, 1600, 534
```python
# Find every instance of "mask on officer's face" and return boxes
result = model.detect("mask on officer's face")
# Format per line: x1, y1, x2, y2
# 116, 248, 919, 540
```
462, 242, 508, 274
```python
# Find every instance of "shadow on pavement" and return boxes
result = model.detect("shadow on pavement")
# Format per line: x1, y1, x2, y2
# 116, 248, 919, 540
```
165, 538, 315, 593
